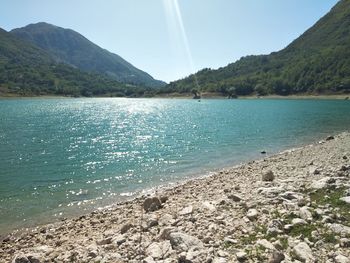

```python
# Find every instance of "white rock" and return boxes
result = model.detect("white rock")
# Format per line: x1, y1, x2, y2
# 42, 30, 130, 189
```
179, 205, 193, 215
257, 239, 275, 250
159, 213, 175, 226
146, 241, 173, 260
143, 256, 156, 263
202, 201, 216, 211
340, 196, 350, 204
246, 209, 258, 220
292, 218, 307, 226
329, 223, 350, 236
335, 254, 350, 263
299, 207, 313, 221
310, 177, 332, 189
293, 242, 315, 262
213, 257, 227, 263
236, 251, 247, 261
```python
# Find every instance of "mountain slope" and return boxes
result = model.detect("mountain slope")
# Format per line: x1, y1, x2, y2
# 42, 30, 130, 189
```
0, 27, 151, 97
163, 0, 350, 96
11, 22, 165, 88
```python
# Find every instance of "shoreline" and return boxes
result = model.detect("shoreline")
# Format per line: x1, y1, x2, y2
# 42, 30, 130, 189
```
1, 132, 350, 262
0, 132, 322, 237
1, 93, 349, 100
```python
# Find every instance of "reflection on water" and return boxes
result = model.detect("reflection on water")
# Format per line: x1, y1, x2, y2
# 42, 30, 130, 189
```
0, 98, 349, 233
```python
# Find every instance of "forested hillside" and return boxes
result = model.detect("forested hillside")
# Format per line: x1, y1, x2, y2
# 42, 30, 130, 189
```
161, 0, 350, 96
0, 28, 153, 97
11, 23, 165, 88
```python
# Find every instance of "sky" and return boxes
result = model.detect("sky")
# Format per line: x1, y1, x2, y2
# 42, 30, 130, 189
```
0, 0, 339, 83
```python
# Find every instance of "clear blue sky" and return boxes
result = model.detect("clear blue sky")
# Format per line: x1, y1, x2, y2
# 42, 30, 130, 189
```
0, 0, 339, 83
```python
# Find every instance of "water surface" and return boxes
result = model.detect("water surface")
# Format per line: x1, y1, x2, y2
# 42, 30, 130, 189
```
0, 98, 349, 233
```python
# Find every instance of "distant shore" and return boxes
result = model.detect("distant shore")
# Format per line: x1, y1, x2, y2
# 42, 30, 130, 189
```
156, 92, 350, 100
1, 132, 349, 262
1, 92, 350, 100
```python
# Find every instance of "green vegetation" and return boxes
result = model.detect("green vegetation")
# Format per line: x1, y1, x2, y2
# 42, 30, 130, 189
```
2, 0, 350, 97
0, 28, 156, 97
160, 0, 350, 97
309, 187, 350, 225
11, 22, 165, 88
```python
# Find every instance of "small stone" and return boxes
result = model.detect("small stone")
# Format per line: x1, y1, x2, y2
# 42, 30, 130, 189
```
340, 238, 350, 247
87, 251, 98, 258
143, 197, 162, 212
96, 237, 112, 245
257, 239, 275, 250
246, 209, 258, 220
228, 194, 242, 202
202, 201, 216, 211
179, 206, 193, 216
224, 237, 237, 244
262, 170, 275, 181
326, 135, 334, 141
146, 241, 173, 260
160, 196, 168, 203
268, 250, 285, 263
236, 251, 247, 261
120, 222, 133, 234
292, 218, 307, 226
299, 207, 313, 221
213, 257, 227, 263
113, 234, 126, 245
159, 214, 175, 226
310, 177, 333, 189
12, 254, 30, 263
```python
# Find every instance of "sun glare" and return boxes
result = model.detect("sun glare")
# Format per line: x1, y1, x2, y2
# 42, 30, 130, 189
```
163, 0, 199, 88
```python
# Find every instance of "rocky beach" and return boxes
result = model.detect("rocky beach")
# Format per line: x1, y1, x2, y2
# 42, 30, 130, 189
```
1, 132, 350, 263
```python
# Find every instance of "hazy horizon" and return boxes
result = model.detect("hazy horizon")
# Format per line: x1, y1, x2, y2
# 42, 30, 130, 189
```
0, 0, 339, 82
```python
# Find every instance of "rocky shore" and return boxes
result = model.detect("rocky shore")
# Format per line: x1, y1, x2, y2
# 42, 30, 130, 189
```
1, 133, 350, 263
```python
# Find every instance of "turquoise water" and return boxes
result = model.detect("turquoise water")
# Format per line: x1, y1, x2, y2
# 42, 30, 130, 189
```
0, 98, 350, 233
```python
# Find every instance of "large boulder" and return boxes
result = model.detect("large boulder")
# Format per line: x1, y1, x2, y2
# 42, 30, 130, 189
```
292, 242, 315, 262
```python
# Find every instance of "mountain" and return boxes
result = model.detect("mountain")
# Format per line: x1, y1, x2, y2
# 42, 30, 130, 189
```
0, 27, 153, 97
11, 22, 165, 88
162, 0, 350, 96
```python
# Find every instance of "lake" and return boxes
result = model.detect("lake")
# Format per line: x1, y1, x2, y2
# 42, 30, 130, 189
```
0, 98, 349, 233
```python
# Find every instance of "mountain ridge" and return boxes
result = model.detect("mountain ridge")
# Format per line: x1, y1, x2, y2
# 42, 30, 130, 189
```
0, 27, 154, 97
161, 0, 350, 96
11, 22, 165, 88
